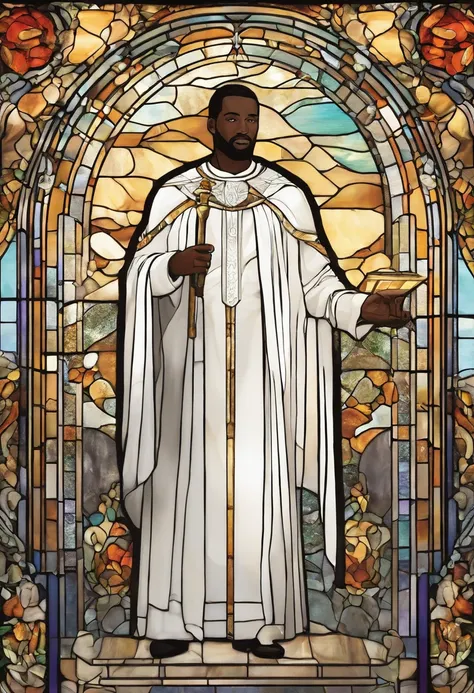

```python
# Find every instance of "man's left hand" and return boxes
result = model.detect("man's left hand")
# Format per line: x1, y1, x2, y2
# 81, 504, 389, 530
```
359, 290, 411, 328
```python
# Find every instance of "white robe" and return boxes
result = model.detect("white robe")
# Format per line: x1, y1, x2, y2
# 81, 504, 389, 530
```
120, 159, 371, 643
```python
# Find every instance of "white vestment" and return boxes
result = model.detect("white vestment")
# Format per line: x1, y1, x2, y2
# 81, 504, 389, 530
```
120, 159, 371, 642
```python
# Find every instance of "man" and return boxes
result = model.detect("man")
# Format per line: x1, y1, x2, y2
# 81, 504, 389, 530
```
117, 84, 409, 660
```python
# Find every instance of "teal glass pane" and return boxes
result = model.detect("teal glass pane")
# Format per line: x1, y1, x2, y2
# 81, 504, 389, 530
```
1, 323, 16, 351
1, 301, 16, 322
0, 241, 16, 298
458, 255, 474, 315
283, 99, 358, 136
459, 318, 474, 337
459, 339, 474, 372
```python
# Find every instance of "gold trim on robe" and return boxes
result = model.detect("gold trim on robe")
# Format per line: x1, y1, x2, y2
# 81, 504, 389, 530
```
136, 173, 328, 259
136, 198, 196, 249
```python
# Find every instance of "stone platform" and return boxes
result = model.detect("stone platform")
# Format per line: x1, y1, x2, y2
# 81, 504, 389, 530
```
84, 632, 417, 687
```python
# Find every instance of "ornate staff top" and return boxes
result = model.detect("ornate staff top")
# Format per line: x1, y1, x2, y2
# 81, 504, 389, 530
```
188, 177, 214, 338
194, 177, 214, 214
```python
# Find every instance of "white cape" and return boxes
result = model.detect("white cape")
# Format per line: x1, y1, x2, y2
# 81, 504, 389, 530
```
119, 159, 371, 641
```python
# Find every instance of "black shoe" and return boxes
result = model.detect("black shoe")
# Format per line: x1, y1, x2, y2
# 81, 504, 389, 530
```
251, 640, 285, 659
232, 638, 285, 659
150, 639, 189, 659
232, 638, 257, 653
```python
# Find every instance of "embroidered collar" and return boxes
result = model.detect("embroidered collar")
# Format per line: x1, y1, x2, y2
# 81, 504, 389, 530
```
200, 160, 263, 181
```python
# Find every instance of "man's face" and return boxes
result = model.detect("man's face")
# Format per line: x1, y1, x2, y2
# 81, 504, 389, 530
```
208, 95, 259, 160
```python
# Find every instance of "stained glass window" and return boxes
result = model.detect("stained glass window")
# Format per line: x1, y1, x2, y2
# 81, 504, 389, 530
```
0, 3, 473, 692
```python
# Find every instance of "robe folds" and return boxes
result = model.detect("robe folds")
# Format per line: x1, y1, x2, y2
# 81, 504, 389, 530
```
119, 158, 372, 643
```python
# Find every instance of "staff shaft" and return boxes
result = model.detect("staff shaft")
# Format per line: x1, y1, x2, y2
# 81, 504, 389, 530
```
226, 304, 236, 638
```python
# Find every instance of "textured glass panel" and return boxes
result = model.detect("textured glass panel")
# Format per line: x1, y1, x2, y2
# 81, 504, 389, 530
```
1, 2, 472, 687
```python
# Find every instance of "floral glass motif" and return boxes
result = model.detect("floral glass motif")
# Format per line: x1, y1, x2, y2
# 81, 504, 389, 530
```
0, 3, 473, 693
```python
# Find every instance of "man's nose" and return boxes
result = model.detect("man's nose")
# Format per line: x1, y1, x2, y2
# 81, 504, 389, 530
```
238, 120, 249, 134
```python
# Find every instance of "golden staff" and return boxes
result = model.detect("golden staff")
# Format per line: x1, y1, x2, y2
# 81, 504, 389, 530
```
187, 176, 236, 637
188, 179, 213, 339
226, 303, 235, 638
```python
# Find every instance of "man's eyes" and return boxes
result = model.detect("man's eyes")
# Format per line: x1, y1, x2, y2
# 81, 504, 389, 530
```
225, 117, 258, 123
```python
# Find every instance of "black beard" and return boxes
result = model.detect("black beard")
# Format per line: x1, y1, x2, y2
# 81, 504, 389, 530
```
212, 129, 255, 161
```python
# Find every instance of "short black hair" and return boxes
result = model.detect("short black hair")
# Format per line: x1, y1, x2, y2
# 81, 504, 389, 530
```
208, 84, 259, 120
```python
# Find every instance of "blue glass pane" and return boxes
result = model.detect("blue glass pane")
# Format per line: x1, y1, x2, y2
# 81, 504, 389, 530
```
459, 318, 474, 337
459, 339, 474, 372
301, 61, 319, 82
399, 460, 410, 499
283, 96, 331, 117
399, 548, 410, 563
320, 71, 339, 91
417, 318, 427, 347
1, 323, 17, 351
0, 242, 17, 298
458, 256, 474, 315
399, 518, 410, 547
283, 100, 358, 136
1, 301, 16, 322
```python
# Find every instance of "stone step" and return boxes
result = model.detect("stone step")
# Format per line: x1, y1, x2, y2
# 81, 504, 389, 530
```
99, 662, 378, 680
85, 632, 415, 687
94, 632, 390, 665
100, 676, 378, 687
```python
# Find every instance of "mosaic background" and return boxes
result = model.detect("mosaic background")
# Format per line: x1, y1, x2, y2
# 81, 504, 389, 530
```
0, 2, 473, 692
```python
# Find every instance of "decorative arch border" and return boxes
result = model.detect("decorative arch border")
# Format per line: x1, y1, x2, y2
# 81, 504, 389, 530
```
14, 5, 454, 688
